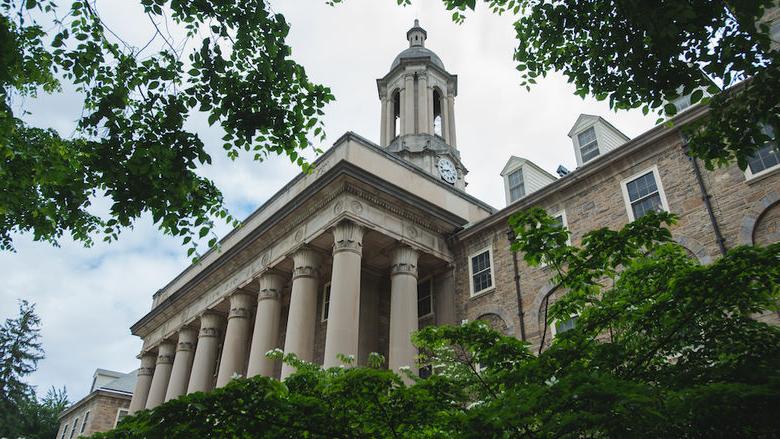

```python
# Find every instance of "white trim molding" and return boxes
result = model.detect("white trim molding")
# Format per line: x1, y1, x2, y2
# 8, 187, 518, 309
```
620, 165, 670, 221
468, 246, 495, 297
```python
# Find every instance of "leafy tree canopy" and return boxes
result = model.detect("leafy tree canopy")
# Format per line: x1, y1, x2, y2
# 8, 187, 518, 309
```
94, 211, 780, 438
0, 0, 333, 257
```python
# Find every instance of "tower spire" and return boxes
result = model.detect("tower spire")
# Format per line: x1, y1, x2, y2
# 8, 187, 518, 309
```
407, 19, 426, 47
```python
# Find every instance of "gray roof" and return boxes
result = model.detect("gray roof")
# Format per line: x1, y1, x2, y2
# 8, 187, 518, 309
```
391, 46, 445, 70
99, 369, 137, 394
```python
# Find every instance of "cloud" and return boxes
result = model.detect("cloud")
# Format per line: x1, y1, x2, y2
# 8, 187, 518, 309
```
0, 0, 657, 401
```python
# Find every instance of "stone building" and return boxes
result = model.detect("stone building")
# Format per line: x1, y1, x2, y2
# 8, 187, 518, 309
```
126, 21, 780, 414
57, 369, 136, 437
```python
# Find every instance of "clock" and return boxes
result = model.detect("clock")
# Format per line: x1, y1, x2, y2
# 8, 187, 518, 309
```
437, 158, 457, 185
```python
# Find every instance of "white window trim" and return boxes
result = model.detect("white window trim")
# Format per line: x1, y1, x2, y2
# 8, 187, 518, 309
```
468, 246, 495, 297
80, 411, 90, 433
744, 148, 780, 181
503, 162, 525, 205
540, 209, 570, 269
551, 314, 578, 337
417, 276, 434, 319
620, 165, 670, 222
321, 282, 331, 322
114, 408, 129, 428
573, 123, 598, 166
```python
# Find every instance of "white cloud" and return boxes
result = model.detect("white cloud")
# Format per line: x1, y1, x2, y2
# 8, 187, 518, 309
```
0, 0, 657, 401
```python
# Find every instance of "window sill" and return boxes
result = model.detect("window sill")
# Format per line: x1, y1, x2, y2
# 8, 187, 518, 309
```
745, 165, 780, 185
469, 287, 495, 300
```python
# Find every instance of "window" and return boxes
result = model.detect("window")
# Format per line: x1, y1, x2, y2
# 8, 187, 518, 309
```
321, 282, 331, 322
61, 424, 69, 439
433, 89, 443, 137
746, 125, 779, 178
81, 411, 90, 433
469, 247, 494, 296
115, 409, 129, 427
620, 166, 669, 221
552, 315, 578, 336
419, 364, 432, 379
418, 278, 433, 318
541, 210, 569, 268
578, 127, 600, 163
70, 418, 78, 438
508, 168, 525, 202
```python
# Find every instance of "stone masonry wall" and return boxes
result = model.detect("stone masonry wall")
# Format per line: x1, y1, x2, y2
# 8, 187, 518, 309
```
454, 128, 780, 351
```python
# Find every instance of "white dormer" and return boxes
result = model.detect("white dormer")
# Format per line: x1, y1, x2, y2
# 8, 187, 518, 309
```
500, 156, 557, 205
568, 114, 630, 167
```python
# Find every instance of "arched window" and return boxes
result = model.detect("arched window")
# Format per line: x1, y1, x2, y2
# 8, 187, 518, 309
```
392, 89, 401, 138
433, 88, 443, 137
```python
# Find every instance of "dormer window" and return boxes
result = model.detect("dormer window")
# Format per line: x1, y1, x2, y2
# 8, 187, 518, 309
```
578, 127, 599, 163
508, 168, 525, 202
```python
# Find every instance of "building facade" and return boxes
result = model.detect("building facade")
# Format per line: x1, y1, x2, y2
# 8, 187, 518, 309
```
126, 21, 780, 414
57, 369, 136, 438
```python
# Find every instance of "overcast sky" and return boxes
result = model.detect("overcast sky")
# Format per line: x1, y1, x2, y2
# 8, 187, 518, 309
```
0, 0, 658, 402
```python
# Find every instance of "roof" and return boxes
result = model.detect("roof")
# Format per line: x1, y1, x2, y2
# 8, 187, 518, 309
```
500, 156, 558, 181
391, 46, 445, 70
567, 113, 630, 141
99, 370, 137, 394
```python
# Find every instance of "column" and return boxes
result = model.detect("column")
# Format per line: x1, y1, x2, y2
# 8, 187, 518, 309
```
427, 87, 434, 134
216, 292, 254, 387
281, 248, 321, 379
164, 327, 196, 402
417, 73, 429, 135
128, 352, 156, 414
380, 94, 388, 147
385, 97, 396, 145
403, 74, 415, 134
447, 93, 457, 147
399, 88, 407, 135
144, 342, 175, 410
323, 221, 364, 368
388, 246, 419, 376
441, 92, 451, 144
186, 311, 223, 394
247, 271, 285, 378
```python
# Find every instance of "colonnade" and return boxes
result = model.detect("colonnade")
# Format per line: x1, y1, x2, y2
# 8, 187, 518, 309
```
128, 220, 423, 413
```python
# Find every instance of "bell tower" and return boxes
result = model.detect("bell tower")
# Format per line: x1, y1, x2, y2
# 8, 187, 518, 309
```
377, 20, 467, 190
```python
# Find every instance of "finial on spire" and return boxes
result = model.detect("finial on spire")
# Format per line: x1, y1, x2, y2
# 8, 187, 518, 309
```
407, 19, 427, 47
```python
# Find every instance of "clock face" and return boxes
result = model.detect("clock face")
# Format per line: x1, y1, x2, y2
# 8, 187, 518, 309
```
437, 158, 457, 185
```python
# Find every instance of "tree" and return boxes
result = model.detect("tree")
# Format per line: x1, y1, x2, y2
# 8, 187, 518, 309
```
392, 0, 779, 171
92, 210, 780, 438
17, 386, 70, 439
0, 0, 333, 258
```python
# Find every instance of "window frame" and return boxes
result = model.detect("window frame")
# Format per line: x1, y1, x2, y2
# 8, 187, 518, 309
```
744, 134, 780, 181
114, 408, 129, 428
540, 210, 570, 268
577, 126, 600, 164
80, 411, 90, 433
507, 168, 525, 202
551, 315, 579, 337
417, 276, 434, 319
468, 246, 495, 297
620, 165, 670, 221
321, 282, 331, 323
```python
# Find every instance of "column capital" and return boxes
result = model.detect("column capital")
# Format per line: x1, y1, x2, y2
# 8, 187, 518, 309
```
198, 311, 224, 338
155, 342, 176, 365
292, 247, 322, 280
175, 327, 197, 352
390, 245, 419, 278
227, 292, 254, 320
257, 271, 286, 301
332, 221, 364, 256
137, 352, 157, 376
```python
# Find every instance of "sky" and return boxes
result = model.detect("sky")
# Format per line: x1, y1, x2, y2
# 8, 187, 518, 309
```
0, 0, 658, 402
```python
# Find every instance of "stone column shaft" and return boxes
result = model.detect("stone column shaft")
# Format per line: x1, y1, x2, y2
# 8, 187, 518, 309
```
403, 74, 415, 135
145, 342, 175, 410
380, 95, 388, 147
128, 353, 156, 414
417, 74, 429, 135
247, 272, 286, 378
427, 87, 434, 134
388, 246, 419, 376
281, 248, 322, 379
216, 292, 254, 387
164, 327, 197, 402
386, 97, 396, 144
441, 92, 451, 144
323, 221, 364, 368
399, 88, 407, 135
187, 312, 223, 394
447, 94, 457, 147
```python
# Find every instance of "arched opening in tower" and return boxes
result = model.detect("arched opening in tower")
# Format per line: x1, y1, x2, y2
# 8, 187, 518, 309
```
392, 89, 401, 138
433, 89, 443, 137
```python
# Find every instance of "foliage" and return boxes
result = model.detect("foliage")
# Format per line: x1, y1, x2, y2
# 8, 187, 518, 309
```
398, 0, 779, 170
94, 210, 780, 438
0, 0, 333, 258
0, 300, 68, 438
